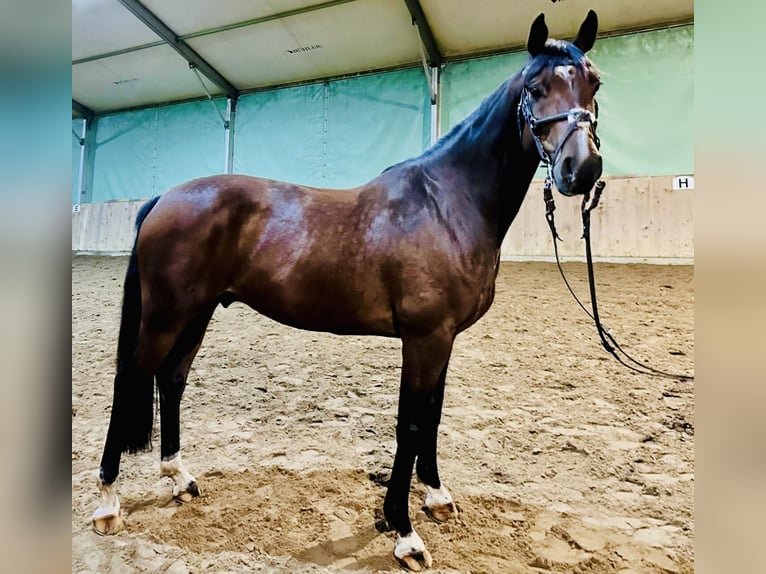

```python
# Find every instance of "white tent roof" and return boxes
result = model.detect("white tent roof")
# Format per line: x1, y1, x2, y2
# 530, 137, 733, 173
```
72, 0, 693, 116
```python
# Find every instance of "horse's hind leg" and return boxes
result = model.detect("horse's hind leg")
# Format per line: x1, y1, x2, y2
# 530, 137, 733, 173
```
93, 365, 154, 534
415, 362, 459, 524
384, 329, 454, 571
157, 304, 215, 503
93, 326, 182, 535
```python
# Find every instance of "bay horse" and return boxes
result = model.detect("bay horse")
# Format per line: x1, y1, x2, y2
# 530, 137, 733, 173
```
92, 11, 603, 570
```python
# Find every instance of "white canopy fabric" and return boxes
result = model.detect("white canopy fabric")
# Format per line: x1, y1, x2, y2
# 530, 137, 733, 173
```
72, 0, 693, 115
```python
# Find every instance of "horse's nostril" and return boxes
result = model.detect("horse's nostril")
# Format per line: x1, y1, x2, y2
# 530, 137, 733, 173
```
578, 155, 603, 185
561, 157, 574, 183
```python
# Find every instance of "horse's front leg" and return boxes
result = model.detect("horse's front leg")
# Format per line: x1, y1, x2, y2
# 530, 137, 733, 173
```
384, 330, 454, 571
415, 362, 459, 523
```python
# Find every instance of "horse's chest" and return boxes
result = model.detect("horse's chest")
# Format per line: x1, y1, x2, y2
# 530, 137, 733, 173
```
459, 271, 497, 330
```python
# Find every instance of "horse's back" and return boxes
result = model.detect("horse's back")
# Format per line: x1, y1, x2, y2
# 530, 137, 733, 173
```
136, 174, 400, 334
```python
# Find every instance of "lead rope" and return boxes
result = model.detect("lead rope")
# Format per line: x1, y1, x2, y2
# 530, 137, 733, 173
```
544, 166, 694, 382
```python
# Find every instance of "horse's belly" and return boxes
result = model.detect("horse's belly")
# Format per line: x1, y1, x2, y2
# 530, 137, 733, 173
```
232, 274, 396, 337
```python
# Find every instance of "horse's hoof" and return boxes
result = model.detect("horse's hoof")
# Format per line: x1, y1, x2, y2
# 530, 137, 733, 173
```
92, 509, 124, 535
395, 551, 432, 572
424, 485, 458, 523
423, 501, 458, 523
394, 531, 432, 571
186, 480, 200, 497
93, 478, 123, 535
173, 480, 201, 503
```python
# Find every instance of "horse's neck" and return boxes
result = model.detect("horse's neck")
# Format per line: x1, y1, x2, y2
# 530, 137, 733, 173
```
427, 76, 540, 246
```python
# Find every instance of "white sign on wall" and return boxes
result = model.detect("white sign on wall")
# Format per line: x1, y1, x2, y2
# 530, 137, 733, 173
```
672, 176, 694, 190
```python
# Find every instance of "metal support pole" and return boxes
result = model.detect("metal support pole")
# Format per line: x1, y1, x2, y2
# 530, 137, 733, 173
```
414, 25, 436, 105
76, 120, 87, 203
403, 0, 441, 67
190, 63, 229, 128
80, 119, 97, 203
409, 8, 440, 148
224, 97, 237, 174
430, 65, 440, 146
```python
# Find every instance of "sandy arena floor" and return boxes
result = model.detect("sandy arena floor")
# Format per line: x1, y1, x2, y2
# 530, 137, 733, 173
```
72, 256, 693, 574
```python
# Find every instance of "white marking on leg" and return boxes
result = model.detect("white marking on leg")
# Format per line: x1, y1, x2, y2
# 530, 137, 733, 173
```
425, 484, 453, 509
160, 453, 199, 500
394, 529, 432, 569
93, 476, 120, 518
92, 474, 123, 534
394, 529, 426, 558
424, 484, 458, 522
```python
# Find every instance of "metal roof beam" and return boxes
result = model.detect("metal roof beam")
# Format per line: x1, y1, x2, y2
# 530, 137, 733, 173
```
72, 99, 94, 119
183, 0, 357, 41
73, 41, 166, 66
402, 0, 441, 67
117, 0, 238, 99
74, 0, 359, 66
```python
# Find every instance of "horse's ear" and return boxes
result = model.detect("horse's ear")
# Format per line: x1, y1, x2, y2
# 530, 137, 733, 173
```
527, 13, 548, 56
573, 10, 598, 53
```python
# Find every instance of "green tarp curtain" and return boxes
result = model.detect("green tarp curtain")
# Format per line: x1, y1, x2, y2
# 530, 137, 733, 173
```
234, 67, 431, 189
75, 26, 692, 203
441, 25, 693, 177
589, 26, 693, 176
90, 99, 224, 202
233, 83, 326, 187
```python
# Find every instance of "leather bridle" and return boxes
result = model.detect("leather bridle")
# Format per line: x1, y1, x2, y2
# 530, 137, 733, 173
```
516, 76, 693, 382
517, 83, 600, 171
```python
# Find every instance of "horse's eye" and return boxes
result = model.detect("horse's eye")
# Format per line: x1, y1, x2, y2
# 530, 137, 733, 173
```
528, 85, 544, 99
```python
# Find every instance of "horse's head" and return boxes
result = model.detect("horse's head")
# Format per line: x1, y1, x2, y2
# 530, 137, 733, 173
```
520, 10, 602, 197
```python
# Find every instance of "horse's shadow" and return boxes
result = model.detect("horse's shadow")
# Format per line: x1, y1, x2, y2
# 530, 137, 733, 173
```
295, 524, 391, 571
122, 487, 183, 516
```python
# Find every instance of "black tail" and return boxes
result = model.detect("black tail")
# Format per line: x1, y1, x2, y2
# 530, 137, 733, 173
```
113, 195, 161, 453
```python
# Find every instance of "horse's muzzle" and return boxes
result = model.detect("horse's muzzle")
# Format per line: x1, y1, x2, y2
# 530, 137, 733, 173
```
555, 154, 602, 196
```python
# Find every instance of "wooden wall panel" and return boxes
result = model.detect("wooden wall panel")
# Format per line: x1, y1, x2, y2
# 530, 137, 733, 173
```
501, 176, 693, 261
72, 177, 694, 260
72, 201, 144, 253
